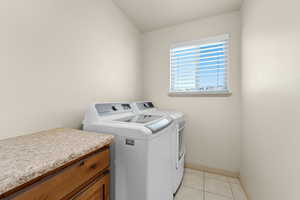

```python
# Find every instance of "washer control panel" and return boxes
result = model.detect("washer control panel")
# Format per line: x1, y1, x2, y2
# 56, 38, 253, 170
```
95, 103, 133, 115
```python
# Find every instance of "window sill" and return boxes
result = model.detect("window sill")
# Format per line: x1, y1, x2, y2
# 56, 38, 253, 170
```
168, 90, 232, 97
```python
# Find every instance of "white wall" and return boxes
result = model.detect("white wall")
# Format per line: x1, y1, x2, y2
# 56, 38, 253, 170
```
241, 0, 300, 199
0, 0, 142, 139
142, 11, 241, 173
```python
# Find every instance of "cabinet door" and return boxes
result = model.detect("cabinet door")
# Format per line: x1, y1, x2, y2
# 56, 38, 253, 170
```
73, 174, 109, 200
11, 149, 109, 200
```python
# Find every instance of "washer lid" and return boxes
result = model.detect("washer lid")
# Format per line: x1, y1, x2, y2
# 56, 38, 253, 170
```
116, 114, 162, 124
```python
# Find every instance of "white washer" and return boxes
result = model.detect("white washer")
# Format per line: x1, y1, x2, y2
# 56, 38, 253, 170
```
83, 103, 175, 200
131, 101, 185, 194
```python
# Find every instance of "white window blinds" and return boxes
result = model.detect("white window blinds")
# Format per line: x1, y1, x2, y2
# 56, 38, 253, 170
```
170, 34, 229, 94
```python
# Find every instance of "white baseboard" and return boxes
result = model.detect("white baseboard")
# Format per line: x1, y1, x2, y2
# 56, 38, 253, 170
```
185, 162, 240, 178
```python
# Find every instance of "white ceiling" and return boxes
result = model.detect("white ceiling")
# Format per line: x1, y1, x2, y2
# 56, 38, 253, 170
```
113, 0, 242, 32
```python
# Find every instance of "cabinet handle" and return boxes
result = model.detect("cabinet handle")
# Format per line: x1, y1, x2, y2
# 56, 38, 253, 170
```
79, 161, 85, 166
90, 163, 97, 169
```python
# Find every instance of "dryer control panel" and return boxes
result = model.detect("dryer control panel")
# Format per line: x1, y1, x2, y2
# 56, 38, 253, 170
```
136, 102, 155, 111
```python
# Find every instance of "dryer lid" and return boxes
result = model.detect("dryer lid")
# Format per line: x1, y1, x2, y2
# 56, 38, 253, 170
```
146, 117, 173, 133
115, 114, 173, 134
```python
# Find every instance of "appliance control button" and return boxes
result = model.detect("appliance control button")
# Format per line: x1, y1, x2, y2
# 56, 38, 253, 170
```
112, 106, 117, 111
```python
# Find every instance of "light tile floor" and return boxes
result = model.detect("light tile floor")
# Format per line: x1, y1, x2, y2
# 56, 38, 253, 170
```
175, 168, 248, 200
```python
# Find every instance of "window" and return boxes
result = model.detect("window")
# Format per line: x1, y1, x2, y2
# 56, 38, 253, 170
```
170, 34, 230, 94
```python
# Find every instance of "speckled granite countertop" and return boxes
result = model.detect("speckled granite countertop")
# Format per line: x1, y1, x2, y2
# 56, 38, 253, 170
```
0, 128, 114, 195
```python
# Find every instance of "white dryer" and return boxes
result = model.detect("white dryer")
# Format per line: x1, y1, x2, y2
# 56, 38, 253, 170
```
131, 101, 185, 194
83, 103, 175, 200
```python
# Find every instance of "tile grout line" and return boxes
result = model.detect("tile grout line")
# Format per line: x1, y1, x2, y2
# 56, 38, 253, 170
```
205, 172, 236, 199
227, 177, 235, 200
187, 169, 238, 200
185, 170, 206, 199
184, 170, 206, 192
203, 171, 205, 200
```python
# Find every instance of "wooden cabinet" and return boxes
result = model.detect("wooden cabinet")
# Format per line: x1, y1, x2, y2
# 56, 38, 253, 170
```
73, 174, 109, 200
3, 146, 110, 200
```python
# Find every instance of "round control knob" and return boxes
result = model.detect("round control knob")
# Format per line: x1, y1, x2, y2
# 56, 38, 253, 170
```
112, 106, 117, 111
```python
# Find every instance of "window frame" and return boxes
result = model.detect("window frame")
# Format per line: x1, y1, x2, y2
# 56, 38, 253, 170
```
169, 34, 231, 96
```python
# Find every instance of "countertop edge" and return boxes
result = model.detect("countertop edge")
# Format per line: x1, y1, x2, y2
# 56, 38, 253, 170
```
0, 128, 114, 197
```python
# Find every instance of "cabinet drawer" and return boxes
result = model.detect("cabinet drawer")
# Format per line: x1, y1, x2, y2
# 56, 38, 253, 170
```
73, 174, 109, 200
13, 149, 109, 200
